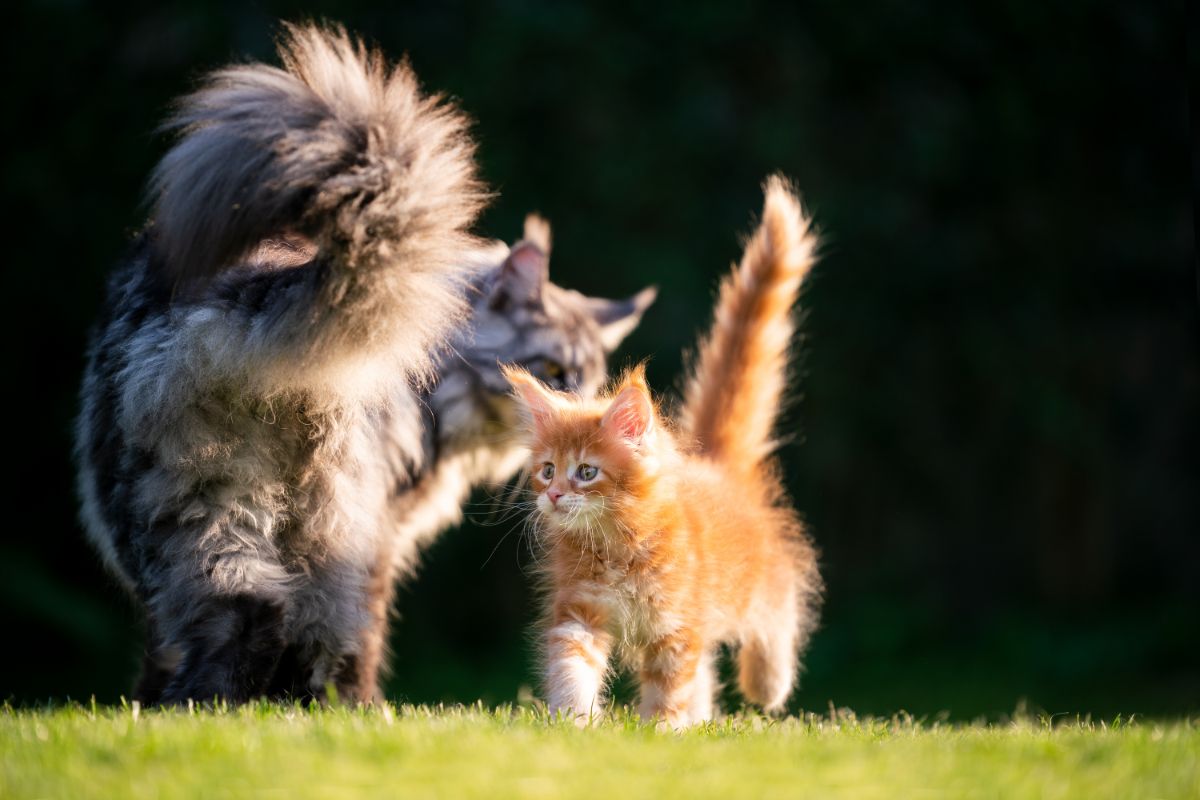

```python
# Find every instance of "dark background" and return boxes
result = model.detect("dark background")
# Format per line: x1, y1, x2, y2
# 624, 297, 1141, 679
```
4, 0, 1196, 719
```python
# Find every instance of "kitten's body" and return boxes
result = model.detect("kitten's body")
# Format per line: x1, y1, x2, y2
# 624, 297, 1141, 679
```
506, 178, 822, 727
77, 25, 488, 704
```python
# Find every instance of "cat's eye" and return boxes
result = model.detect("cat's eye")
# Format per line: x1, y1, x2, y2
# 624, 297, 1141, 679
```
542, 359, 564, 379
576, 463, 598, 482
540, 462, 555, 481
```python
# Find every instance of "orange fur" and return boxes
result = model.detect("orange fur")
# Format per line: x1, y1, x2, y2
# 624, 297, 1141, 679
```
504, 178, 821, 728
681, 175, 819, 476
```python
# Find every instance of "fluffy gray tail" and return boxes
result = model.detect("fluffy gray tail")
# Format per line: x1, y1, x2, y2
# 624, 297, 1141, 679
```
149, 23, 486, 286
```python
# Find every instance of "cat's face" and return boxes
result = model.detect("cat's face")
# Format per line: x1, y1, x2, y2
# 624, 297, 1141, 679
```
504, 365, 660, 536
452, 216, 655, 416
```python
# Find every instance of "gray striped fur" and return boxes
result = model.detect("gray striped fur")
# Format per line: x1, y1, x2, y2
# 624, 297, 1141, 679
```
76, 24, 487, 704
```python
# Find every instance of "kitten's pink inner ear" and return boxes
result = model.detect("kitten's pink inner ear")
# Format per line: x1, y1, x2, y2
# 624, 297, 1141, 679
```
602, 386, 654, 442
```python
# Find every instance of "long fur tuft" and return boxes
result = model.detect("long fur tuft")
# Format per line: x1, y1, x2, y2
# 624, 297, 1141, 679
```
680, 175, 818, 473
149, 22, 486, 286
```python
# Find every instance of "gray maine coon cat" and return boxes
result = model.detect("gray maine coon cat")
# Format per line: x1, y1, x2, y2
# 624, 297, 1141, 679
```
77, 24, 486, 705
76, 24, 652, 705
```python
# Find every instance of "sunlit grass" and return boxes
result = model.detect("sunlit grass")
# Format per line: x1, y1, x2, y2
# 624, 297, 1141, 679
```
2, 701, 1196, 799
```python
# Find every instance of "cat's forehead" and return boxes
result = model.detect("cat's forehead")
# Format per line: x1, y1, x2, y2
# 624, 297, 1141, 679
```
541, 283, 598, 325
472, 284, 602, 349
532, 411, 602, 451
468, 305, 522, 350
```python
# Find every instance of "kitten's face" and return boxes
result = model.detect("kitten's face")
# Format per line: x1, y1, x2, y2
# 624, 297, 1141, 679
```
506, 366, 659, 537
531, 450, 610, 530
454, 216, 655, 420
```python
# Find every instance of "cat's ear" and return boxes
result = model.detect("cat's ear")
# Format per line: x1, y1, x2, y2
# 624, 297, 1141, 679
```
490, 241, 548, 308
502, 364, 559, 434
586, 286, 658, 352
601, 368, 655, 445
523, 213, 552, 255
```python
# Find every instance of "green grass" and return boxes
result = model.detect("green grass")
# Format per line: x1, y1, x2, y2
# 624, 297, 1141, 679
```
2, 703, 1196, 799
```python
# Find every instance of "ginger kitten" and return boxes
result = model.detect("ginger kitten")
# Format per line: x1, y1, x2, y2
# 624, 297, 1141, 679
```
503, 177, 823, 727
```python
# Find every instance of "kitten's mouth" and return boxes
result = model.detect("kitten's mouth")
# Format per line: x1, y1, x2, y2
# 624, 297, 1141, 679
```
541, 506, 568, 520
542, 505, 598, 532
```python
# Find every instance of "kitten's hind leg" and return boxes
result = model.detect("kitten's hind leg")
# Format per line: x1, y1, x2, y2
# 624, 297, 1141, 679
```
639, 630, 706, 729
686, 649, 718, 724
737, 598, 800, 713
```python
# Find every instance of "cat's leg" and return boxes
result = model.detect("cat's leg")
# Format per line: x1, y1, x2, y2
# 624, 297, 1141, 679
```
265, 642, 317, 701
737, 592, 800, 713
133, 617, 182, 706
149, 518, 294, 706
686, 648, 718, 724
315, 529, 398, 705
639, 630, 706, 730
157, 592, 289, 705
281, 549, 385, 706
341, 547, 396, 704
545, 602, 612, 724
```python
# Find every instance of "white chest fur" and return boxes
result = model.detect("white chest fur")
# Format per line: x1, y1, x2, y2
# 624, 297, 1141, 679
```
579, 558, 680, 663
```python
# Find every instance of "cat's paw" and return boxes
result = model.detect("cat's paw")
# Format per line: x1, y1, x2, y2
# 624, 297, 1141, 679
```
648, 716, 692, 733
640, 706, 692, 732
549, 703, 600, 728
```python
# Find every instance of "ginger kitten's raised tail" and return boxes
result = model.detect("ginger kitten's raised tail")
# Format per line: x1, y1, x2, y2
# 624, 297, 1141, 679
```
680, 176, 818, 474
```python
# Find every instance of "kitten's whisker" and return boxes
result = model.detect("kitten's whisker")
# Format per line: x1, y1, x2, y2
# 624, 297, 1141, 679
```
478, 515, 529, 570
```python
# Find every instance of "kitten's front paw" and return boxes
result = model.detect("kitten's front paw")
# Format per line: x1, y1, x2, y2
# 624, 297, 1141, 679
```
639, 702, 692, 732
550, 703, 600, 728
656, 712, 693, 732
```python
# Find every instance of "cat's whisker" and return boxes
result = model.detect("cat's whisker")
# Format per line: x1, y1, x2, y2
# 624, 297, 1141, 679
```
478, 514, 532, 570
465, 499, 537, 527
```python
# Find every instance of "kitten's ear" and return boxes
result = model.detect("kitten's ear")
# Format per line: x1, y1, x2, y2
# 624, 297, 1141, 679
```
601, 370, 655, 445
502, 364, 559, 434
490, 241, 548, 308
586, 286, 658, 352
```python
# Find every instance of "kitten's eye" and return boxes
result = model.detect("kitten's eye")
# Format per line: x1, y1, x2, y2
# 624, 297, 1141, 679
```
543, 360, 564, 379
576, 463, 598, 482
540, 463, 555, 481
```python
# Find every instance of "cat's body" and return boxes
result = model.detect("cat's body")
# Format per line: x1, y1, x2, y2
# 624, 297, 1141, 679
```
77, 25, 489, 705
505, 178, 822, 728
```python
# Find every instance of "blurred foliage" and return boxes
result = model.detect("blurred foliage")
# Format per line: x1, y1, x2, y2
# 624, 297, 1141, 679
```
2, 0, 1195, 717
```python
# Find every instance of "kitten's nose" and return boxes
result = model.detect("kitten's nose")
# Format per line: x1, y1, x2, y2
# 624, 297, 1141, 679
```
546, 487, 564, 506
